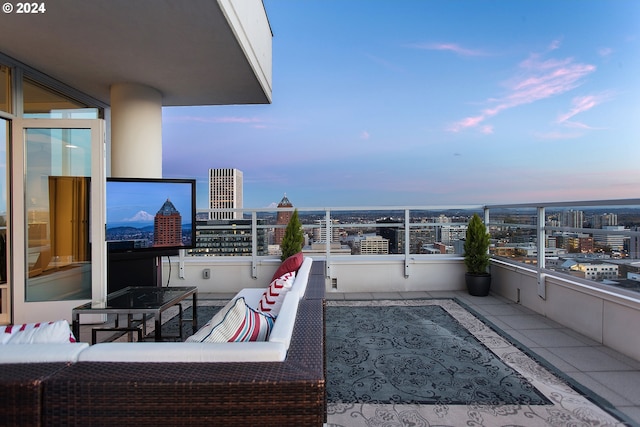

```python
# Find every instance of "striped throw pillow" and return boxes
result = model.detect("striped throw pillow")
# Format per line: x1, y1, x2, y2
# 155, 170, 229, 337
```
258, 271, 295, 317
200, 297, 275, 343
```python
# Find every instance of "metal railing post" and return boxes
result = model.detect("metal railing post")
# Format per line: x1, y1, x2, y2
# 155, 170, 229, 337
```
325, 208, 331, 278
251, 210, 258, 279
537, 206, 546, 300
404, 209, 410, 277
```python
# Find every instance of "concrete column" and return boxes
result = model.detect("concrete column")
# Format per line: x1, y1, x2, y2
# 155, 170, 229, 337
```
110, 83, 163, 178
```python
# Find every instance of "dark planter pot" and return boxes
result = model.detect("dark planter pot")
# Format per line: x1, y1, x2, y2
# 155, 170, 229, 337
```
465, 273, 491, 296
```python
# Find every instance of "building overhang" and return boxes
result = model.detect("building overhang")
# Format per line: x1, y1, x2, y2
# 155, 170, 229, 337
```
0, 0, 272, 106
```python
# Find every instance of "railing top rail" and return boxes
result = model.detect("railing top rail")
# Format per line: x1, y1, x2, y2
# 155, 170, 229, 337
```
197, 205, 484, 214
198, 199, 640, 215
485, 198, 640, 210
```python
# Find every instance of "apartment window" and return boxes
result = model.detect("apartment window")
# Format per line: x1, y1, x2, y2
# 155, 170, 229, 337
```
0, 65, 10, 114
23, 77, 99, 119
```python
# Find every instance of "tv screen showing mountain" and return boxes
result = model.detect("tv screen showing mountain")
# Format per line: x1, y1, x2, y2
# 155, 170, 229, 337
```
106, 178, 196, 252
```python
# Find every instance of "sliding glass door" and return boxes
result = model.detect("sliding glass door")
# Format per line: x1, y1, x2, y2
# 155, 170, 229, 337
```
12, 119, 105, 323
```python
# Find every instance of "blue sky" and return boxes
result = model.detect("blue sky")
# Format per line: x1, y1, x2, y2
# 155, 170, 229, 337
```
106, 180, 194, 225
162, 0, 640, 209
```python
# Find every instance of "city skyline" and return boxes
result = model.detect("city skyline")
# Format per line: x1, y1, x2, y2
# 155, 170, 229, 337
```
162, 0, 640, 209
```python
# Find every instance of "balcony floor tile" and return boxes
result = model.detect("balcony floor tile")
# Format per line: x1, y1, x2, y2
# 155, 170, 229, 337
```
549, 346, 639, 372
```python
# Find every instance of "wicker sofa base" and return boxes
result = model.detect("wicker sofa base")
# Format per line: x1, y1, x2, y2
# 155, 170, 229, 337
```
0, 363, 70, 427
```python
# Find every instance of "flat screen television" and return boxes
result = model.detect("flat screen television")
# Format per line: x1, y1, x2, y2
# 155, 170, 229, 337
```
106, 177, 196, 253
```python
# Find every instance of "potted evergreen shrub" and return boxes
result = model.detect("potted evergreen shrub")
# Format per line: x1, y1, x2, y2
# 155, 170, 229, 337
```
463, 213, 491, 296
280, 208, 304, 260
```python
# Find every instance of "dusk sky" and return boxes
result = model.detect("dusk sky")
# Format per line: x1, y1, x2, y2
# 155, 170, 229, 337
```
162, 0, 640, 210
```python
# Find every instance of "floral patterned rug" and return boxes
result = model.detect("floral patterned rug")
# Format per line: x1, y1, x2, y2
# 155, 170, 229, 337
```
326, 299, 628, 427
326, 304, 549, 406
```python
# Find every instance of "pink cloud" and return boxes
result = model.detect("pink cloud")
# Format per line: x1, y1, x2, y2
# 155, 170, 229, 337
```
598, 47, 613, 57
480, 125, 494, 135
411, 42, 487, 57
447, 115, 485, 132
166, 115, 265, 125
556, 93, 611, 125
213, 117, 264, 124
447, 47, 597, 133
548, 39, 562, 51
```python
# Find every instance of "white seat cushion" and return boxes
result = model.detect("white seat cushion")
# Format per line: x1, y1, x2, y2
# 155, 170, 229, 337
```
0, 343, 89, 363
78, 342, 287, 362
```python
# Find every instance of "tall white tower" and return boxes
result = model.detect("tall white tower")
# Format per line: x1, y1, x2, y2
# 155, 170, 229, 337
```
208, 168, 243, 220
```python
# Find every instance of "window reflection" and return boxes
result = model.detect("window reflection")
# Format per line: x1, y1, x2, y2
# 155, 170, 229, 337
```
0, 65, 10, 114
25, 128, 92, 301
23, 77, 98, 119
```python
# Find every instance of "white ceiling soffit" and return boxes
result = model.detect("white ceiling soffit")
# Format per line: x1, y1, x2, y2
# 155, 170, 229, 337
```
0, 0, 272, 106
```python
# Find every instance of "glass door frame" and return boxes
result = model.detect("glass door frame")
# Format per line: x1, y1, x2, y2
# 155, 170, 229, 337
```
0, 117, 8, 324
11, 118, 105, 324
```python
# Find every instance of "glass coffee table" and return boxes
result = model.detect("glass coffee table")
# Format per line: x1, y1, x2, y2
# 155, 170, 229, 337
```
72, 286, 198, 343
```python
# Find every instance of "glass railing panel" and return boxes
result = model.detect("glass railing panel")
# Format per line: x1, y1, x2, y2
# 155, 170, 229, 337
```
189, 207, 491, 257
326, 209, 403, 255
487, 201, 640, 295
488, 207, 538, 264
409, 209, 480, 255
542, 203, 640, 293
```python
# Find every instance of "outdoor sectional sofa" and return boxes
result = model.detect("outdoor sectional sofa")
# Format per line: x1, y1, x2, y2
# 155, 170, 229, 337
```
0, 257, 326, 427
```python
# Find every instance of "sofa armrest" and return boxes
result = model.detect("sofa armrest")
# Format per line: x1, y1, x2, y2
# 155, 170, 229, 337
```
290, 257, 313, 299
268, 291, 299, 349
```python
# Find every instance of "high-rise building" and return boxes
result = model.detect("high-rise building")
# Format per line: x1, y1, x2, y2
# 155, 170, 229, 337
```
593, 213, 618, 228
360, 236, 389, 254
190, 219, 267, 256
153, 199, 182, 247
630, 226, 640, 260
313, 219, 341, 243
561, 210, 584, 228
376, 218, 402, 254
208, 168, 243, 220
593, 226, 626, 251
274, 194, 293, 245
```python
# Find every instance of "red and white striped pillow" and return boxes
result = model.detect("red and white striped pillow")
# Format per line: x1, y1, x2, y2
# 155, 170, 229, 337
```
198, 297, 275, 343
258, 271, 296, 317
2, 320, 77, 344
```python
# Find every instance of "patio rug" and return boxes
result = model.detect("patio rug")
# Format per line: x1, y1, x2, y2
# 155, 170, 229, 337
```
149, 299, 629, 426
326, 299, 629, 427
326, 303, 549, 406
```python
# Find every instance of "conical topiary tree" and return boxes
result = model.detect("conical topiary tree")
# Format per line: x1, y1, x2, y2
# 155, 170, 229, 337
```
463, 213, 491, 275
280, 208, 304, 260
